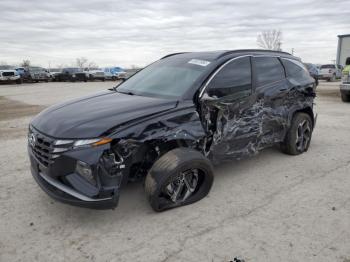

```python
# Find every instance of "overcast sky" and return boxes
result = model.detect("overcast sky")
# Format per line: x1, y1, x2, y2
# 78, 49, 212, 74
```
0, 0, 349, 68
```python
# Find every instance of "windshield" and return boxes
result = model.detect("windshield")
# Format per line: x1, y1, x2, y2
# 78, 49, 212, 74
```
117, 55, 211, 98
320, 64, 335, 69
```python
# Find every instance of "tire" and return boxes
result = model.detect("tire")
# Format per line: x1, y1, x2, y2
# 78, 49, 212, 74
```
112, 76, 116, 81
144, 148, 214, 212
341, 92, 350, 102
281, 113, 313, 155
16, 78, 23, 84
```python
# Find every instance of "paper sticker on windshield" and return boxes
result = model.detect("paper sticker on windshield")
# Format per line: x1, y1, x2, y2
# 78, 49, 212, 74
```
188, 59, 211, 67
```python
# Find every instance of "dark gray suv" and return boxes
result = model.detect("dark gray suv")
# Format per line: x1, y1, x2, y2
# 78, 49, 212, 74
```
28, 50, 317, 211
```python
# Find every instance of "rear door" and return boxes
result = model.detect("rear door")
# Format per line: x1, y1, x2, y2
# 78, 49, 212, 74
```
200, 56, 261, 160
252, 56, 289, 146
281, 58, 316, 109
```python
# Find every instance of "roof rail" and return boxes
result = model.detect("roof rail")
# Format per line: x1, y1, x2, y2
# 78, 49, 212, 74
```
218, 49, 292, 59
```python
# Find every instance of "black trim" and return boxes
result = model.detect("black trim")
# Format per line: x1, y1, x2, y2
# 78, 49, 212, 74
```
31, 166, 119, 209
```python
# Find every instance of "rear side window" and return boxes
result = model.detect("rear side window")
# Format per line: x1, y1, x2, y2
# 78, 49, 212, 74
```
282, 59, 311, 81
207, 56, 252, 98
254, 57, 285, 86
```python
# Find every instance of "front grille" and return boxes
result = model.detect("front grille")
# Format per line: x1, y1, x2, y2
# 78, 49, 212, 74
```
29, 129, 55, 167
2, 72, 15, 76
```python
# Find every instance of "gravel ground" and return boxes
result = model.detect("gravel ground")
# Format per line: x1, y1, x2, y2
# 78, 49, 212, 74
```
0, 80, 349, 262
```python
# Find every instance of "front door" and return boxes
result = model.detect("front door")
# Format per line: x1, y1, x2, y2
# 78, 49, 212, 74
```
200, 56, 261, 162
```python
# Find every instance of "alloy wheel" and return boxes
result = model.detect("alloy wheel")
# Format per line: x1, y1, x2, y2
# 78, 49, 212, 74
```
295, 120, 311, 151
164, 168, 200, 204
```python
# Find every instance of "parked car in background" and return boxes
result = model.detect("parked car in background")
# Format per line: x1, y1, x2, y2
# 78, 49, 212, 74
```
125, 68, 140, 79
0, 65, 22, 84
55, 68, 88, 82
304, 63, 319, 86
84, 68, 105, 81
28, 50, 317, 211
340, 57, 350, 102
17, 67, 50, 83
103, 67, 127, 80
319, 64, 342, 82
48, 68, 62, 81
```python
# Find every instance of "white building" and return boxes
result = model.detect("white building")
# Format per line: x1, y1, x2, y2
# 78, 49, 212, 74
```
337, 34, 350, 66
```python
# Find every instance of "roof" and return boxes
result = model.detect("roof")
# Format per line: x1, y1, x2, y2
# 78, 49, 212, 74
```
338, 34, 350, 38
161, 49, 293, 61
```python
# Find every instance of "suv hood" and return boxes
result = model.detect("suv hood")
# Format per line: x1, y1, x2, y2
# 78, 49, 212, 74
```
31, 90, 178, 138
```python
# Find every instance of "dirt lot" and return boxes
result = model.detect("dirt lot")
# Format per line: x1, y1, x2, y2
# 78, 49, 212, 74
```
0, 81, 349, 262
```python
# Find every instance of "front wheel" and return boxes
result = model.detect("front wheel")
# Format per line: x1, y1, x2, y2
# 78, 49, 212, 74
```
144, 148, 214, 212
281, 113, 313, 155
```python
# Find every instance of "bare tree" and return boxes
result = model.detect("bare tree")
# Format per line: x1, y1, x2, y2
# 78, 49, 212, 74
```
257, 29, 282, 51
76, 57, 88, 68
87, 61, 98, 69
21, 59, 31, 67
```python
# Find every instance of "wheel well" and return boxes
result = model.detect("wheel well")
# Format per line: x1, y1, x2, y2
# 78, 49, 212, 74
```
294, 107, 314, 128
128, 139, 196, 181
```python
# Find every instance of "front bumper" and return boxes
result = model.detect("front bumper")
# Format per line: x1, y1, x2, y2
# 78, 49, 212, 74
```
31, 165, 119, 209
0, 76, 20, 82
319, 74, 332, 80
28, 130, 123, 209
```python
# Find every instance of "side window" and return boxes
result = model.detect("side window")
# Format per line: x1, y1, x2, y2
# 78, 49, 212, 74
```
207, 57, 252, 98
282, 59, 311, 82
254, 57, 285, 86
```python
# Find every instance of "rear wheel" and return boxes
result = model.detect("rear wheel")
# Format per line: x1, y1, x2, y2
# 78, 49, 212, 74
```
281, 113, 313, 155
341, 92, 350, 102
144, 148, 214, 212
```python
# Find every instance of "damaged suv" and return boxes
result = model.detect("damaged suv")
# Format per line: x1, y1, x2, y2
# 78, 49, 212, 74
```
28, 50, 316, 211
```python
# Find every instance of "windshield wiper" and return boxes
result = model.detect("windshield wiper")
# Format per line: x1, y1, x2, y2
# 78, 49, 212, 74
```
117, 90, 135, 95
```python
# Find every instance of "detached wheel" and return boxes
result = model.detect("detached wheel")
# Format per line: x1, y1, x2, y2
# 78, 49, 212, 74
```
145, 148, 214, 212
281, 113, 313, 155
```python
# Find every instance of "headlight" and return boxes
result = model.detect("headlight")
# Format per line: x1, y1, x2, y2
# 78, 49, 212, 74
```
54, 137, 112, 149
74, 137, 112, 148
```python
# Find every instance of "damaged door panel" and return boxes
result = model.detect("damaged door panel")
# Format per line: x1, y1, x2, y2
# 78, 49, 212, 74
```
28, 50, 317, 211
200, 56, 262, 161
